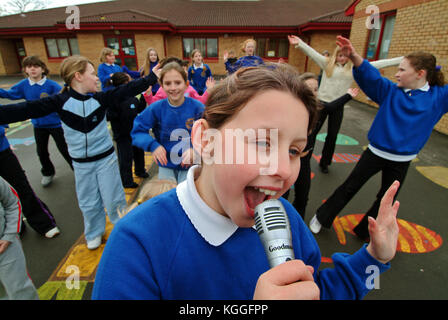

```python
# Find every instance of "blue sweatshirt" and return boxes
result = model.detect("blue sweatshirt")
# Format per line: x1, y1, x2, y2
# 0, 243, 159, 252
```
131, 97, 204, 169
97, 63, 141, 91
353, 59, 448, 156
225, 55, 264, 74
188, 64, 212, 94
0, 78, 62, 128
92, 171, 390, 300
0, 125, 10, 152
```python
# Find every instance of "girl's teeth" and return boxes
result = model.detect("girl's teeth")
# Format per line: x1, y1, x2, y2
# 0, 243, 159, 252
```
254, 187, 277, 196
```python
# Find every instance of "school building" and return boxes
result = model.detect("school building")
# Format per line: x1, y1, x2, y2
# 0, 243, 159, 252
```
0, 0, 447, 134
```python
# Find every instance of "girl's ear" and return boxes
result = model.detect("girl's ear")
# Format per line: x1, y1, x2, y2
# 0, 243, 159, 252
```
417, 68, 427, 80
73, 71, 83, 83
191, 119, 217, 164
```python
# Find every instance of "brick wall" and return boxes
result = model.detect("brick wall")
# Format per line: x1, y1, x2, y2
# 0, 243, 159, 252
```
0, 39, 21, 74
350, 0, 448, 135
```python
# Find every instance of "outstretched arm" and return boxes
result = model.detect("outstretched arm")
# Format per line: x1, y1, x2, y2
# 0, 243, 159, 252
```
288, 35, 328, 69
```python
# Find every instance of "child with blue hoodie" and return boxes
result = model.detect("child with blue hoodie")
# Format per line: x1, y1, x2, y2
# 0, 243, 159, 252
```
0, 56, 72, 187
311, 36, 448, 241
223, 39, 264, 74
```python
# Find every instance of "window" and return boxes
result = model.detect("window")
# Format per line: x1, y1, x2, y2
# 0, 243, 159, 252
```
105, 35, 138, 70
45, 37, 80, 58
182, 37, 218, 59
255, 38, 289, 59
365, 12, 396, 60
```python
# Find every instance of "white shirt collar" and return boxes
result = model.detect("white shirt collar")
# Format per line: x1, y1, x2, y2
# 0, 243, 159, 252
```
105, 63, 115, 67
193, 63, 204, 70
404, 81, 430, 93
176, 165, 244, 246
28, 76, 46, 86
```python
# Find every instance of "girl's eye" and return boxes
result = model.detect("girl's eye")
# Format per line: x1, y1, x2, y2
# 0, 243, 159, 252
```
289, 148, 301, 157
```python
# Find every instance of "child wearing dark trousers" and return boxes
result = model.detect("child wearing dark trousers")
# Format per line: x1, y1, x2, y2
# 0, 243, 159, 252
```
0, 56, 73, 187
310, 36, 448, 240
283, 73, 358, 218
0, 125, 59, 238
107, 72, 148, 188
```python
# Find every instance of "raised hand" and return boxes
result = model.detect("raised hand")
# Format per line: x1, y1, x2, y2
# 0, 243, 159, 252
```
336, 35, 363, 67
366, 180, 401, 264
287, 35, 302, 46
152, 145, 168, 166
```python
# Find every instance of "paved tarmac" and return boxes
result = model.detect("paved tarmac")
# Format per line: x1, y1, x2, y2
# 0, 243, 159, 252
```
0, 74, 447, 300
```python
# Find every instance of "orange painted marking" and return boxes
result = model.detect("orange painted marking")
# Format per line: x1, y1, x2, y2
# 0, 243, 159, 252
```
334, 214, 443, 254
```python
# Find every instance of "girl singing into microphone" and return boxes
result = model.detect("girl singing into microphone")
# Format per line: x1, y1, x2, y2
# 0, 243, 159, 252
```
93, 65, 401, 300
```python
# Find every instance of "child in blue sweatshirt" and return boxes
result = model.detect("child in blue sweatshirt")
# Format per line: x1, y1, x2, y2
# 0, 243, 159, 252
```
224, 39, 264, 74
311, 36, 448, 240
132, 61, 205, 184
93, 65, 399, 300
0, 56, 72, 187
188, 49, 212, 95
140, 48, 160, 95
97, 48, 141, 92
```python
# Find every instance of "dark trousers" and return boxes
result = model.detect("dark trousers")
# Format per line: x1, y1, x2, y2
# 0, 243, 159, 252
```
315, 106, 344, 167
0, 148, 57, 235
283, 151, 312, 219
33, 127, 73, 176
115, 137, 145, 186
316, 148, 410, 238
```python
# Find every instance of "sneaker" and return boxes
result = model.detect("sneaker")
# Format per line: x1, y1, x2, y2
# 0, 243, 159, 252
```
41, 175, 54, 187
309, 215, 322, 234
45, 226, 60, 238
86, 236, 102, 250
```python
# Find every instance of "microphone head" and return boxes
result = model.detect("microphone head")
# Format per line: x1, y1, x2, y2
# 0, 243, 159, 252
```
254, 199, 295, 268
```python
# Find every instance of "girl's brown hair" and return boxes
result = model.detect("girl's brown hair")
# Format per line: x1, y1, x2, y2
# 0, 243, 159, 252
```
159, 61, 188, 84
59, 55, 94, 93
405, 51, 445, 87
119, 179, 177, 217
107, 72, 130, 87
99, 47, 115, 63
204, 64, 319, 133
22, 56, 50, 76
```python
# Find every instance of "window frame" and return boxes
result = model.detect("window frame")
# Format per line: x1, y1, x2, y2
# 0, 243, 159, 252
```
182, 37, 219, 61
103, 34, 139, 71
365, 11, 396, 61
255, 37, 289, 60
44, 36, 80, 60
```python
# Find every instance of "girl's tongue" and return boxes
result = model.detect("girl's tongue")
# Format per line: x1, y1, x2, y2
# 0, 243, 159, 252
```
244, 187, 268, 214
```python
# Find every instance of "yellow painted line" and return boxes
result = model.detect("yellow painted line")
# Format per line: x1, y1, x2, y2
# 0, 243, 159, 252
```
398, 219, 426, 253
415, 224, 441, 249
416, 166, 448, 189
346, 214, 359, 228
397, 233, 410, 253
332, 217, 346, 245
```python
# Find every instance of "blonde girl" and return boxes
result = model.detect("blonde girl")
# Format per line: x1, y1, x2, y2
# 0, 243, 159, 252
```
288, 35, 403, 173
97, 47, 140, 91
0, 55, 159, 250
223, 39, 264, 74
140, 47, 160, 95
93, 64, 400, 300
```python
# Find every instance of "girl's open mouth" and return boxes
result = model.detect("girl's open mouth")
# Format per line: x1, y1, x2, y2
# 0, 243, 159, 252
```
243, 186, 277, 218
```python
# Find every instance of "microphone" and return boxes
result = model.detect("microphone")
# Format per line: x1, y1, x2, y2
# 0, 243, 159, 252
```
254, 199, 295, 268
